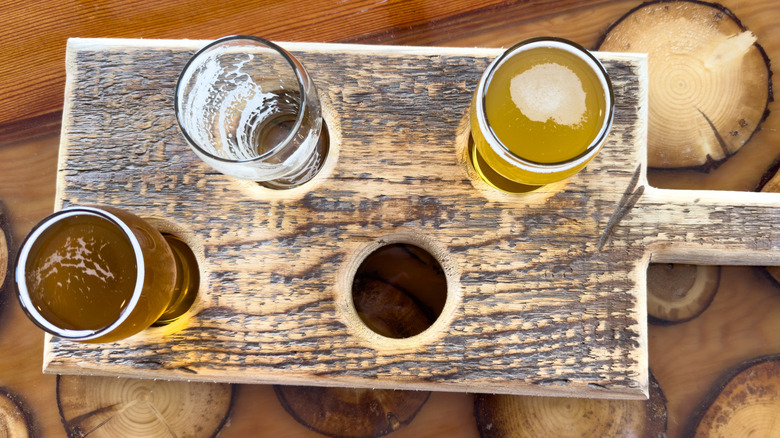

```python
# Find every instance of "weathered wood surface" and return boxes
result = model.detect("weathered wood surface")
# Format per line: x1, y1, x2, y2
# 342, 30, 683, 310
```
0, 1, 775, 436
49, 38, 655, 398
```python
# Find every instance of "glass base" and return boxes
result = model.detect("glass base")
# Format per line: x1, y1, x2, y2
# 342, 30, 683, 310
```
154, 234, 199, 326
469, 140, 541, 194
259, 123, 331, 190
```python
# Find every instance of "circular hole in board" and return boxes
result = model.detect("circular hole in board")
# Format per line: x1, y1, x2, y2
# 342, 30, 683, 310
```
351, 243, 448, 339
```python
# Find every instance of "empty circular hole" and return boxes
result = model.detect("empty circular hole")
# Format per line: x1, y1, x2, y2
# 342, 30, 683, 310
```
351, 243, 447, 339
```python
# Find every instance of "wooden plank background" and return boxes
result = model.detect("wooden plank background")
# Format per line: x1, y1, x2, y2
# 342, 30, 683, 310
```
47, 39, 649, 399
0, 0, 620, 141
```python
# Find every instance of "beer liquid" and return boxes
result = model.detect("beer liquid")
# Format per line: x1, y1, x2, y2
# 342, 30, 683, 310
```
24, 213, 137, 331
485, 47, 606, 164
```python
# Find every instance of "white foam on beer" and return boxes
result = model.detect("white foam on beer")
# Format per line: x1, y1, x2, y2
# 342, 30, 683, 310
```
31, 235, 116, 294
509, 63, 586, 126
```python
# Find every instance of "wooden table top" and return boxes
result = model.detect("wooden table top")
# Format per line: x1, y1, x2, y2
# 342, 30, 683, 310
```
1, 1, 779, 437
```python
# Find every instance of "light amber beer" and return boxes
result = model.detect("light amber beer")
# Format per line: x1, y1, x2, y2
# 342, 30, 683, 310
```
15, 206, 198, 343
471, 37, 614, 190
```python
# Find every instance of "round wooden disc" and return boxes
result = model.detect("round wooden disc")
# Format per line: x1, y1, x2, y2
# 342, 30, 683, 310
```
474, 373, 667, 437
647, 263, 720, 324
0, 386, 35, 438
57, 375, 234, 438
274, 385, 430, 438
598, 0, 771, 168
686, 354, 780, 436
0, 205, 8, 294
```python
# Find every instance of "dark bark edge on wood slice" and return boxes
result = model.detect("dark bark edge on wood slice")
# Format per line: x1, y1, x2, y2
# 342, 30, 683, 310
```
274, 385, 431, 438
647, 263, 721, 325
684, 353, 780, 437
56, 375, 235, 438
0, 386, 38, 438
473, 371, 667, 438
0, 201, 12, 312
596, 0, 773, 171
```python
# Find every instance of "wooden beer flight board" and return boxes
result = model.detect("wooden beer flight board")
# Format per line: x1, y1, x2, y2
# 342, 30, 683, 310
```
47, 38, 780, 400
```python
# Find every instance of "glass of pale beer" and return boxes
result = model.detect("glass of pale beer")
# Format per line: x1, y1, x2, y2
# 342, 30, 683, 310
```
175, 35, 325, 189
470, 37, 614, 191
14, 206, 199, 343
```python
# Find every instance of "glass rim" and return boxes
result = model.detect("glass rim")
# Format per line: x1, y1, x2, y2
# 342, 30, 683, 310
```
14, 206, 145, 341
477, 36, 615, 169
174, 34, 311, 165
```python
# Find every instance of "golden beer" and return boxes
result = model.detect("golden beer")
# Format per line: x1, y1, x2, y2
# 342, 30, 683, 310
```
15, 206, 198, 343
471, 37, 614, 189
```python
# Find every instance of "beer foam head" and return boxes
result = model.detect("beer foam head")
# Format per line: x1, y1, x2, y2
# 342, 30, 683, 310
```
509, 63, 586, 127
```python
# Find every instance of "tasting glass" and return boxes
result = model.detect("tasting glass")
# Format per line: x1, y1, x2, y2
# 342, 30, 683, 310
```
470, 37, 615, 190
175, 35, 324, 188
14, 206, 198, 343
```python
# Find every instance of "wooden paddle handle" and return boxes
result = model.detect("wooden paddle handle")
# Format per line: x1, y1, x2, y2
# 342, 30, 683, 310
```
631, 187, 780, 266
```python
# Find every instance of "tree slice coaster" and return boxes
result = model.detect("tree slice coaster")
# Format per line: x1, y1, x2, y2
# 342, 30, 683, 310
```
685, 353, 780, 437
647, 263, 720, 324
44, 38, 780, 399
56, 375, 234, 438
474, 371, 667, 437
0, 387, 36, 438
0, 228, 6, 292
0, 201, 9, 299
598, 0, 772, 169
274, 385, 430, 438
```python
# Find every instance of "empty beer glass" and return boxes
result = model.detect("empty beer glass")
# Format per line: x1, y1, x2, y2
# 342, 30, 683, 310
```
175, 35, 325, 188
14, 206, 199, 343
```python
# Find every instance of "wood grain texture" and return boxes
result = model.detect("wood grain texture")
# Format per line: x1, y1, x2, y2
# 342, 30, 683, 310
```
0, 1, 774, 436
46, 36, 780, 400
648, 266, 780, 438
48, 38, 650, 399
1, 0, 614, 137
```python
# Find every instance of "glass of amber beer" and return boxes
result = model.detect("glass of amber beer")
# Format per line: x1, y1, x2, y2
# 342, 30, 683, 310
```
471, 37, 614, 190
14, 206, 199, 343
175, 35, 325, 189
